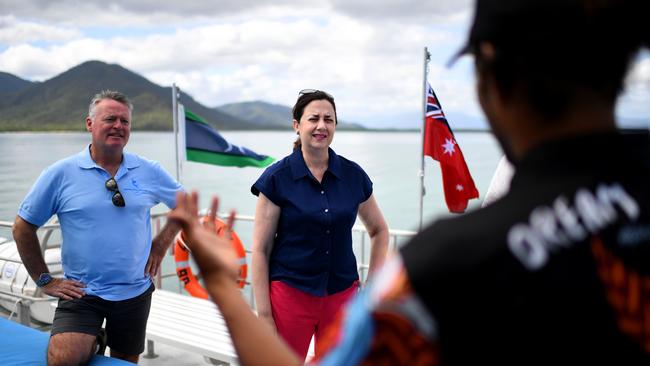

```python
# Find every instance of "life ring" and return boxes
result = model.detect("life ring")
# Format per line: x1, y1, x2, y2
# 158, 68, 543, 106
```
174, 217, 248, 298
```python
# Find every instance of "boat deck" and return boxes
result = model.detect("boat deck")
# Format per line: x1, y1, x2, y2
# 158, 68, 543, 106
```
0, 216, 416, 365
0, 306, 226, 366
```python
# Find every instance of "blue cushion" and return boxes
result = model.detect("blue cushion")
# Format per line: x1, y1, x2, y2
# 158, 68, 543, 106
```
0, 317, 133, 365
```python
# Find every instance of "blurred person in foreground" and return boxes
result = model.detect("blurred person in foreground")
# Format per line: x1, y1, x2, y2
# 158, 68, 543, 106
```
13, 90, 182, 365
168, 0, 650, 364
250, 89, 389, 360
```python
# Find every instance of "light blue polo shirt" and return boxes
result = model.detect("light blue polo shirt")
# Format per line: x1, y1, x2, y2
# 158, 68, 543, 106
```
18, 145, 182, 301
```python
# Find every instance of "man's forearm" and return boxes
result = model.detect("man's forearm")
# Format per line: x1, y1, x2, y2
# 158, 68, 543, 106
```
13, 216, 48, 281
152, 220, 181, 252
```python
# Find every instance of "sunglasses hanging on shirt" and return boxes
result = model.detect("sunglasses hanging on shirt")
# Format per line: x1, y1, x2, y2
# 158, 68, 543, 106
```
105, 177, 125, 207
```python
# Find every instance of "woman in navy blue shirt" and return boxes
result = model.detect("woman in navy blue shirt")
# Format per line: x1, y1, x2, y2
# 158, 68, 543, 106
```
251, 90, 389, 360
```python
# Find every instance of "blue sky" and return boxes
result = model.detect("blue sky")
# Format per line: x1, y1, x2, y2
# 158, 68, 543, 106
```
0, 0, 648, 129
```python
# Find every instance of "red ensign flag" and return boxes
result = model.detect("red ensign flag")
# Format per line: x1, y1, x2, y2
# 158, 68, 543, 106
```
424, 82, 479, 213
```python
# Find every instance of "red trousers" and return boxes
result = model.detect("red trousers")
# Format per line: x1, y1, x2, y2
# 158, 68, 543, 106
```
270, 280, 358, 361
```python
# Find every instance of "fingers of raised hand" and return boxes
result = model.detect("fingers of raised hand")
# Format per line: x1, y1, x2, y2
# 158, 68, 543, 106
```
171, 191, 205, 228
223, 209, 236, 240
209, 197, 219, 222
189, 191, 200, 214
175, 191, 188, 212
201, 196, 220, 232
170, 192, 190, 225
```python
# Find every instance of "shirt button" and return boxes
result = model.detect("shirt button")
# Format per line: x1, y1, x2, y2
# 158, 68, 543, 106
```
320, 190, 324, 194
324, 208, 329, 213
325, 230, 330, 234
326, 251, 330, 254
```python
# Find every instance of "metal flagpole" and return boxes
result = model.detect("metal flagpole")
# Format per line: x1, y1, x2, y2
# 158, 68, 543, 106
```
418, 47, 431, 231
172, 84, 182, 183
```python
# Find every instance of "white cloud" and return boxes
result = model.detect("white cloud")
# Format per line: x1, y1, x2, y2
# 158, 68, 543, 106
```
0, 44, 66, 79
330, 0, 472, 21
0, 0, 470, 24
626, 55, 650, 86
618, 54, 650, 120
0, 11, 473, 127
0, 1, 332, 28
0, 0, 646, 128
0, 15, 80, 45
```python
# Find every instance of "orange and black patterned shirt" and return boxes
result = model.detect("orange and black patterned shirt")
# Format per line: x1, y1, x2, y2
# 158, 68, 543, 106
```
315, 132, 650, 365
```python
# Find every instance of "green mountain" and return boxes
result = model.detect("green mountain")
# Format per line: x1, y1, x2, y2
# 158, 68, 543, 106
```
0, 72, 34, 95
0, 61, 370, 131
219, 101, 291, 128
218, 100, 367, 130
0, 61, 255, 131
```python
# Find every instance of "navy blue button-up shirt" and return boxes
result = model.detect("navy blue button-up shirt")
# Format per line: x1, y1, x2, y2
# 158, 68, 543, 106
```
252, 148, 373, 296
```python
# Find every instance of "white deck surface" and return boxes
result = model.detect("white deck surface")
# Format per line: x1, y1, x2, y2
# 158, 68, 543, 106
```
140, 343, 215, 365
145, 290, 238, 365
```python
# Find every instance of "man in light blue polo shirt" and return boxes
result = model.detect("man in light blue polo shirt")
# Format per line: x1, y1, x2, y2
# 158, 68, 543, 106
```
12, 90, 183, 365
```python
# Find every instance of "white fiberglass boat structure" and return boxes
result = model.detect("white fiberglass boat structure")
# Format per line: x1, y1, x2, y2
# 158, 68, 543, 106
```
0, 220, 62, 324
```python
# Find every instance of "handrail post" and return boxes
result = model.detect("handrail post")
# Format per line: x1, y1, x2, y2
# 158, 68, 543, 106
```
143, 340, 158, 359
18, 300, 31, 326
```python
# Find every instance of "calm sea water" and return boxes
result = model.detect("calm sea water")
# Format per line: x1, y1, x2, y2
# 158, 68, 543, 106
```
0, 131, 502, 292
0, 130, 503, 232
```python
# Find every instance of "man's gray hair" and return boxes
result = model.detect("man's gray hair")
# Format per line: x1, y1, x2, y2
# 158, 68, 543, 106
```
88, 90, 134, 120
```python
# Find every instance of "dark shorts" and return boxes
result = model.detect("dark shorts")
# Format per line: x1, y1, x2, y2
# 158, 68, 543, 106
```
51, 283, 155, 355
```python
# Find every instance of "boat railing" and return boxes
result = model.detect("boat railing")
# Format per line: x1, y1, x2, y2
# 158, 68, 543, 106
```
0, 220, 64, 324
0, 214, 417, 320
149, 212, 417, 307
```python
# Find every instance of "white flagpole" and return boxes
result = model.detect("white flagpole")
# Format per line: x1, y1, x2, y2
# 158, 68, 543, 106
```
172, 84, 182, 183
177, 103, 186, 173
418, 47, 431, 231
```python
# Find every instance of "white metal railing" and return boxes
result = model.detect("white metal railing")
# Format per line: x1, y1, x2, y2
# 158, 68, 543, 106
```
0, 214, 417, 321
0, 220, 64, 324
155, 212, 418, 308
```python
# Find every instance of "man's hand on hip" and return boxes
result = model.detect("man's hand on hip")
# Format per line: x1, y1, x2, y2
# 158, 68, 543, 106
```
42, 278, 86, 300
145, 243, 166, 278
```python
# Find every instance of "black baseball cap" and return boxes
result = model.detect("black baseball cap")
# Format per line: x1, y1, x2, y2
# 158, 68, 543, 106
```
448, 0, 623, 65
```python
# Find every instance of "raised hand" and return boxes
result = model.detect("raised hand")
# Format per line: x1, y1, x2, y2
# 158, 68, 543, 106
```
168, 191, 239, 283
201, 196, 237, 244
